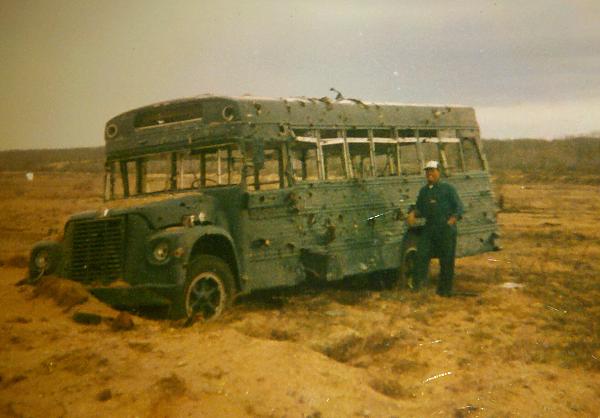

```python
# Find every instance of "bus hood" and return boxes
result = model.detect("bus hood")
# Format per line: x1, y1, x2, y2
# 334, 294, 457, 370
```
67, 194, 218, 230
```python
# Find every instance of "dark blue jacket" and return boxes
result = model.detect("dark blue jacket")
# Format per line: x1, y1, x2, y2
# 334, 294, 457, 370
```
415, 181, 464, 226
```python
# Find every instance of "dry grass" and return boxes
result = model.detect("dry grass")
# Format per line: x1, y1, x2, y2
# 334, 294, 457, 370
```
485, 137, 600, 185
2, 173, 598, 374
0, 172, 104, 263
1, 169, 599, 416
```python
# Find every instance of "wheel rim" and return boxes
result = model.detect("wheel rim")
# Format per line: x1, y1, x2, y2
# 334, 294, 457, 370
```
186, 272, 226, 320
403, 248, 417, 289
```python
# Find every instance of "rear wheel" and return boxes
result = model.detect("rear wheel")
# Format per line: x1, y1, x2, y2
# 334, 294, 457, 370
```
173, 255, 235, 321
398, 235, 418, 290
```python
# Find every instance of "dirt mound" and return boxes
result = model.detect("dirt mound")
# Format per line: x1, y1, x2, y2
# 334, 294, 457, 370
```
153, 373, 187, 397
147, 373, 190, 417
25, 276, 120, 320
32, 276, 89, 311
110, 312, 135, 331
311, 327, 364, 362
4, 255, 28, 268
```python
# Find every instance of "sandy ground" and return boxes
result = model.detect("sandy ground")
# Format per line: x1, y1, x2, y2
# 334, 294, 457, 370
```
0, 174, 599, 417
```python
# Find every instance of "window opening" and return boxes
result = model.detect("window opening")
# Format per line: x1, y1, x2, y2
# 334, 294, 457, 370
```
420, 140, 440, 164
373, 143, 398, 176
319, 129, 348, 180
419, 129, 437, 138
134, 103, 203, 129
348, 142, 372, 178
145, 154, 171, 193
461, 138, 484, 171
398, 129, 416, 138
293, 128, 315, 141
322, 142, 346, 180
371, 129, 396, 177
198, 148, 229, 187
244, 144, 283, 191
290, 140, 320, 182
108, 145, 241, 199
372, 129, 393, 139
119, 161, 130, 198
346, 129, 369, 139
178, 152, 196, 189
440, 141, 463, 175
319, 129, 339, 140
398, 142, 420, 175
104, 161, 116, 200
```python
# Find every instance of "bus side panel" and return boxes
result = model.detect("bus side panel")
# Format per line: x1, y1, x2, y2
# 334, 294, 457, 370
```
243, 188, 306, 290
289, 178, 420, 278
240, 172, 497, 291
242, 179, 414, 289
447, 171, 498, 256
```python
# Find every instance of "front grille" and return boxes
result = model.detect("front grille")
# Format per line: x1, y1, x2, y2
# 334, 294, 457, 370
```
69, 217, 125, 281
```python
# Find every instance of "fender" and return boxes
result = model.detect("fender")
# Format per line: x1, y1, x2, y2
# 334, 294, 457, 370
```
149, 225, 242, 286
181, 225, 237, 263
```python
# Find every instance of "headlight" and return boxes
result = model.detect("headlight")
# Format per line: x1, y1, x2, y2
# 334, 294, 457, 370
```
34, 250, 50, 270
182, 214, 196, 228
152, 241, 170, 263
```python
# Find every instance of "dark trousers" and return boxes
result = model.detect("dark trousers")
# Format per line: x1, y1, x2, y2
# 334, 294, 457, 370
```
414, 224, 457, 295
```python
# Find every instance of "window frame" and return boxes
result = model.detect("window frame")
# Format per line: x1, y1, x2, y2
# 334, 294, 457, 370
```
106, 143, 241, 200
460, 137, 486, 172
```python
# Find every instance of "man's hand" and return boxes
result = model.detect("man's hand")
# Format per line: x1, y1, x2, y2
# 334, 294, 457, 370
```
407, 211, 417, 226
447, 215, 457, 226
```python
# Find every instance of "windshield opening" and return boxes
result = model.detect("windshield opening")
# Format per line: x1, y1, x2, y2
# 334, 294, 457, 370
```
105, 144, 242, 200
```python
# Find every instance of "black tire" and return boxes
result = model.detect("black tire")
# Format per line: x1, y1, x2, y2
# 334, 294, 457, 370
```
398, 235, 418, 290
172, 255, 235, 321
29, 244, 61, 280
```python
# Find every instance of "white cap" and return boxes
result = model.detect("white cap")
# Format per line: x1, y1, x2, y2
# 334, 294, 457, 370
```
424, 160, 440, 170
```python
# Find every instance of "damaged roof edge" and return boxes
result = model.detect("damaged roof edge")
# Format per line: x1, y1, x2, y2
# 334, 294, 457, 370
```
109, 94, 474, 121
104, 95, 479, 151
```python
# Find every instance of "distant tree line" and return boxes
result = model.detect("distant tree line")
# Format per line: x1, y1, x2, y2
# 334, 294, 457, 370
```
0, 138, 598, 181
483, 137, 600, 176
0, 147, 104, 172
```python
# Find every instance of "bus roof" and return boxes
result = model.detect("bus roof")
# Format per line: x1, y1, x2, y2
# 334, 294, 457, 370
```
105, 95, 480, 160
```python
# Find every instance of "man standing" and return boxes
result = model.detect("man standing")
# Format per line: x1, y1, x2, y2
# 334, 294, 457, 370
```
407, 161, 464, 296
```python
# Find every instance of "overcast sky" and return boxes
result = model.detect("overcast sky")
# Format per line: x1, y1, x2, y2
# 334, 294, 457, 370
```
1, 0, 599, 150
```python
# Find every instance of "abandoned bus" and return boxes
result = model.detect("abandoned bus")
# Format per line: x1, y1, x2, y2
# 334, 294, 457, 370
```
28, 95, 499, 320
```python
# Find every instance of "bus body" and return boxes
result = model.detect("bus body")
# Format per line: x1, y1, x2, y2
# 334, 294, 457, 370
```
29, 95, 499, 319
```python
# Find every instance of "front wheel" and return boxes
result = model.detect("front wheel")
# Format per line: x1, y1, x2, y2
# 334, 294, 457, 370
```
172, 255, 235, 321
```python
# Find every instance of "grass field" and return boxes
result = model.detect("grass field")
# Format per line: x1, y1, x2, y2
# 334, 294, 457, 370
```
0, 155, 599, 416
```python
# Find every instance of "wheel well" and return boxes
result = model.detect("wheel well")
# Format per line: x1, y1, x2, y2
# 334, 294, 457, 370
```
190, 235, 240, 290
403, 229, 421, 249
